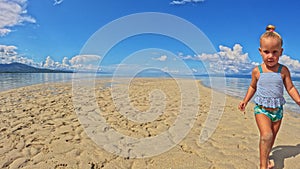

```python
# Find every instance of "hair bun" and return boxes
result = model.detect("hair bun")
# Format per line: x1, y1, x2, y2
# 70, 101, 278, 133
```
266, 25, 276, 32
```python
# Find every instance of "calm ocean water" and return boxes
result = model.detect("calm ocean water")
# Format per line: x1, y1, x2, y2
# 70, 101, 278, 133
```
1, 73, 299, 114
200, 76, 300, 115
0, 73, 74, 92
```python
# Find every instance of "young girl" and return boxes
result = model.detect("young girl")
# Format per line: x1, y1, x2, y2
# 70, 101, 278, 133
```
238, 25, 300, 169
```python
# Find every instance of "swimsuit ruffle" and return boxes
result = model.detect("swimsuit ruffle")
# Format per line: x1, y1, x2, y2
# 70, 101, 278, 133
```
254, 97, 286, 108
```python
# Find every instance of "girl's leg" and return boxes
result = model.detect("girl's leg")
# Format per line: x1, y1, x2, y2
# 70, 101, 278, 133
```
268, 120, 282, 168
270, 120, 282, 147
255, 114, 274, 169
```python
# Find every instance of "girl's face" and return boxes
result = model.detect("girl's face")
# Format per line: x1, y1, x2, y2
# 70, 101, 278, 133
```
259, 37, 283, 68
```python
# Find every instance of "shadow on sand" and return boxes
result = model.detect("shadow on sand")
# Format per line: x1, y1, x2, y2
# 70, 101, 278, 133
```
269, 144, 300, 169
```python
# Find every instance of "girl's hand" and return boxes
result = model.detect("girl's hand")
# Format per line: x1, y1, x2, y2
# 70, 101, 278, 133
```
238, 101, 247, 112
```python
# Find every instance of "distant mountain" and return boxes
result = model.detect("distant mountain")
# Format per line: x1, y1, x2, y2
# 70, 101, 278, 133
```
0, 62, 73, 73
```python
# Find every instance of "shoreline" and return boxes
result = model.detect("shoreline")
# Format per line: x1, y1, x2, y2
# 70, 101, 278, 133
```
2, 76, 299, 118
0, 78, 299, 168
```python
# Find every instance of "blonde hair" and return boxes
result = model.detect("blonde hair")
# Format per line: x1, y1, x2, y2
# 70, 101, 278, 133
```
260, 25, 283, 46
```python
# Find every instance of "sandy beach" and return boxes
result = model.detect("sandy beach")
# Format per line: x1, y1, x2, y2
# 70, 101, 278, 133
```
0, 78, 299, 169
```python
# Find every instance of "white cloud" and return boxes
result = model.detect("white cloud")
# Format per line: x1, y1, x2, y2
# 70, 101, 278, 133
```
0, 45, 17, 56
43, 56, 55, 68
69, 54, 101, 71
62, 57, 70, 67
42, 56, 66, 69
0, 0, 36, 36
182, 44, 258, 74
152, 55, 167, 61
170, 0, 205, 5
280, 55, 300, 73
0, 28, 11, 36
0, 44, 40, 67
69, 54, 101, 65
162, 66, 179, 73
53, 0, 64, 6
180, 54, 194, 60
1, 45, 21, 62
42, 56, 72, 70
0, 48, 102, 71
195, 53, 220, 62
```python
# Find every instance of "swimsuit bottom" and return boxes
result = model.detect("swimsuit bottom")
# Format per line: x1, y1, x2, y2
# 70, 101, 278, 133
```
254, 105, 283, 122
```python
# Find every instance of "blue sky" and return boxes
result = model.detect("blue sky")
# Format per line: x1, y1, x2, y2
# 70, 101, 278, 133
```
1, 0, 300, 75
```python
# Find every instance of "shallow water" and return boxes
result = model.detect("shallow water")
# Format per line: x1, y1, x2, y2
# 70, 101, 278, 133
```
200, 76, 300, 115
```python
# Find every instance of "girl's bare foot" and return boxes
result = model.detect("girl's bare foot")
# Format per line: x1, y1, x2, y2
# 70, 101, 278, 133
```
268, 159, 274, 169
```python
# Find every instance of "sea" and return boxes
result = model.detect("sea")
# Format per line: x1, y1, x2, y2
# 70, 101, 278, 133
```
1, 73, 300, 115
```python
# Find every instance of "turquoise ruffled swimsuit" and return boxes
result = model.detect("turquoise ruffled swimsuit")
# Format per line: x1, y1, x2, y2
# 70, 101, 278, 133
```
254, 64, 286, 122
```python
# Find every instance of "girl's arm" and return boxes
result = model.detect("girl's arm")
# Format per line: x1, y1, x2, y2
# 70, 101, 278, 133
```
282, 66, 300, 106
238, 67, 259, 111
